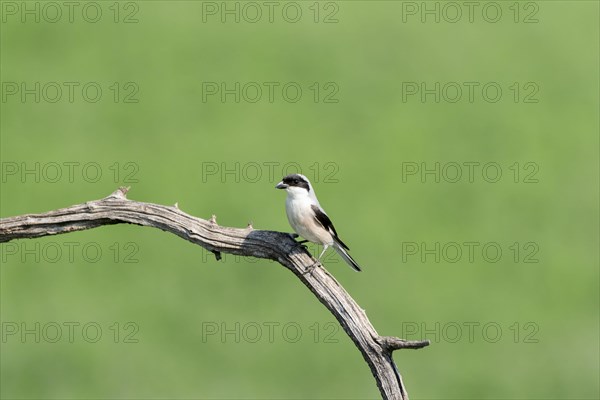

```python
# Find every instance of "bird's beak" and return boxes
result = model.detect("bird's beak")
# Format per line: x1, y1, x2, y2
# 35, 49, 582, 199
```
275, 182, 288, 189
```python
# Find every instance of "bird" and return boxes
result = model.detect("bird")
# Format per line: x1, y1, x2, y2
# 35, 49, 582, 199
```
275, 173, 361, 272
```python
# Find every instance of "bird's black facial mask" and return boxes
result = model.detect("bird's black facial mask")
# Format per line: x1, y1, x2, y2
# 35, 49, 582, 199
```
280, 174, 310, 192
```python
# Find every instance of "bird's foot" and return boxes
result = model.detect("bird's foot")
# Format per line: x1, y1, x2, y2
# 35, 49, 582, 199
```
288, 233, 309, 249
302, 261, 320, 275
287, 233, 309, 244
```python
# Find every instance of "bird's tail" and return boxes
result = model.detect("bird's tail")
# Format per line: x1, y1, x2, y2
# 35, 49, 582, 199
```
333, 240, 362, 272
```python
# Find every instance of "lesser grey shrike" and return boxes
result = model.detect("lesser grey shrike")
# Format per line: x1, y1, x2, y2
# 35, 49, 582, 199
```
275, 174, 361, 272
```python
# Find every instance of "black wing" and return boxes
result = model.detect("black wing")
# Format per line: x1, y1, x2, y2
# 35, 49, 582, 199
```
311, 204, 350, 250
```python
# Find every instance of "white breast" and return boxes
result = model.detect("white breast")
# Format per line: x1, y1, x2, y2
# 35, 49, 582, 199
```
285, 195, 333, 245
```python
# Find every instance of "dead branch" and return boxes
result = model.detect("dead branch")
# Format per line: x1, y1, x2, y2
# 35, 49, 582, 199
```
0, 187, 429, 399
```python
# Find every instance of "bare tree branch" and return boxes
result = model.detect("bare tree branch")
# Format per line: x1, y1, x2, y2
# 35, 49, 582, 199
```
0, 187, 429, 399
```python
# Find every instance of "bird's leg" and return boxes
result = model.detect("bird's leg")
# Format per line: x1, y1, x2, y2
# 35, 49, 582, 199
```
303, 244, 329, 275
318, 244, 329, 260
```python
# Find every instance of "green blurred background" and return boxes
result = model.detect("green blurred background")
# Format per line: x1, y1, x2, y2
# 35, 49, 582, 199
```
1, 1, 598, 399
